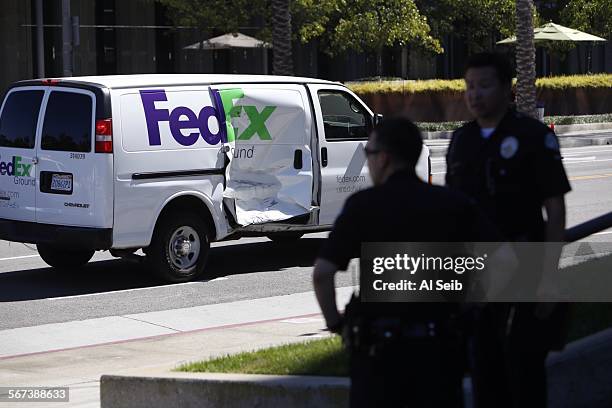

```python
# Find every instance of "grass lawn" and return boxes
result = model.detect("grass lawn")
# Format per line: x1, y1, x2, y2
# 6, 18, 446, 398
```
178, 255, 612, 376
178, 336, 349, 376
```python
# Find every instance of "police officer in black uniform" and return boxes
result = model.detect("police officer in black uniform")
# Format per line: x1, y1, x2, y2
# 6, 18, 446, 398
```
446, 52, 572, 407
313, 118, 499, 407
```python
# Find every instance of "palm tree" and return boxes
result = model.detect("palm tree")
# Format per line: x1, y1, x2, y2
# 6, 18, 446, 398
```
271, 0, 293, 75
515, 0, 537, 118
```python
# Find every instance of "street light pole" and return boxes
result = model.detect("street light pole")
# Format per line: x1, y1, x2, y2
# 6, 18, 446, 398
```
62, 0, 73, 77
35, 0, 45, 78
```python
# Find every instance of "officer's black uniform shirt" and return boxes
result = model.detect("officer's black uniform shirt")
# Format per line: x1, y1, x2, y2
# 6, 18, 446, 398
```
318, 169, 499, 320
446, 110, 571, 241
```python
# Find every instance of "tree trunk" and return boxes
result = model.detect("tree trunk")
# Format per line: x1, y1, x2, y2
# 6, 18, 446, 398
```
515, 0, 537, 118
376, 46, 383, 78
271, 0, 293, 76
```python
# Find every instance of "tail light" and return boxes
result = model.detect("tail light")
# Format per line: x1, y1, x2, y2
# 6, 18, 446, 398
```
95, 119, 113, 153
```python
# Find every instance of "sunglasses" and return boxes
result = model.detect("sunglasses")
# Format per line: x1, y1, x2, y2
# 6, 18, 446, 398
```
364, 146, 382, 156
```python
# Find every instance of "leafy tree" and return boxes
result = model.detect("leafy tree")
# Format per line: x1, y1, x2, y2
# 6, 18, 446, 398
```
560, 0, 612, 38
159, 0, 443, 76
158, 0, 266, 35
416, 0, 515, 53
294, 0, 443, 76
560, 0, 612, 72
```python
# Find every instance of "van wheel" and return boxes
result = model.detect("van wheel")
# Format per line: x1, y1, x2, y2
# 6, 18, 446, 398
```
148, 212, 210, 283
36, 244, 95, 269
267, 233, 304, 242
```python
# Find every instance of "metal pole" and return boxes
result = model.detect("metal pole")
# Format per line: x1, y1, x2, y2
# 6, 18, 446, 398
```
61, 0, 72, 76
565, 211, 612, 243
35, 0, 45, 78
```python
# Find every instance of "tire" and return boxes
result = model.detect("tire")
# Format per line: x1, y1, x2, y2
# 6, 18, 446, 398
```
36, 244, 95, 269
267, 232, 304, 242
147, 211, 210, 283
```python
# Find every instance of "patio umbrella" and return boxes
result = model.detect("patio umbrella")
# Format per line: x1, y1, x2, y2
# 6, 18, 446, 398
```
184, 33, 272, 50
497, 22, 607, 44
497, 22, 607, 74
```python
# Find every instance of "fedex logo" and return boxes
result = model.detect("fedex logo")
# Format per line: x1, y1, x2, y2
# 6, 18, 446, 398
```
0, 155, 32, 177
140, 89, 276, 147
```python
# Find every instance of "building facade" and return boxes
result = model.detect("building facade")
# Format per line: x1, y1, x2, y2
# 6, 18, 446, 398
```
1, 0, 611, 93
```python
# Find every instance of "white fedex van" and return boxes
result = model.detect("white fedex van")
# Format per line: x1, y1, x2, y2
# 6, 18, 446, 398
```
0, 75, 430, 282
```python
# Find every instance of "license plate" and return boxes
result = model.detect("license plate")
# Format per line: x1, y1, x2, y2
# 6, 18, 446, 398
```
50, 174, 72, 192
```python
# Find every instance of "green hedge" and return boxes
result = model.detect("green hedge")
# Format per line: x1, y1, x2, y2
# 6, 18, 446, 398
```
348, 74, 612, 95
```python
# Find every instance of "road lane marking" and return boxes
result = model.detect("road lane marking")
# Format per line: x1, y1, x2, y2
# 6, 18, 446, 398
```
595, 231, 612, 236
563, 158, 612, 165
570, 173, 612, 181
563, 156, 596, 161
0, 254, 39, 262
562, 147, 612, 155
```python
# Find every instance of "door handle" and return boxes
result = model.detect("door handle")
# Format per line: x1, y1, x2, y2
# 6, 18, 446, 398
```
321, 147, 328, 167
32, 157, 39, 165
293, 149, 303, 169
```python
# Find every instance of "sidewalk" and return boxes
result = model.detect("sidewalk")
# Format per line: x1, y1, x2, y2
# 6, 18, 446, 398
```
1, 285, 612, 407
424, 122, 612, 158
0, 288, 354, 408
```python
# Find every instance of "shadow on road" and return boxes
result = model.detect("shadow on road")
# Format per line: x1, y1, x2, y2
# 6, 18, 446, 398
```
0, 237, 325, 302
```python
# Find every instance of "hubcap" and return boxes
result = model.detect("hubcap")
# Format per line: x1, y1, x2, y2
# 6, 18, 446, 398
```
168, 226, 201, 271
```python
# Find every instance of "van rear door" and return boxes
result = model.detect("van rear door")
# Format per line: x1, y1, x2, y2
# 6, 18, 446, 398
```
35, 88, 113, 228
0, 87, 45, 222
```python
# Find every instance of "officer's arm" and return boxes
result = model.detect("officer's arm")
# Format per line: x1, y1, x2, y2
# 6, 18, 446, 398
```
313, 258, 342, 331
543, 195, 566, 241
537, 195, 566, 304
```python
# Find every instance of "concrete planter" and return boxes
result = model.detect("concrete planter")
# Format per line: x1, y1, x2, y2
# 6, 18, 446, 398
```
356, 87, 612, 122
99, 329, 612, 408
101, 371, 349, 408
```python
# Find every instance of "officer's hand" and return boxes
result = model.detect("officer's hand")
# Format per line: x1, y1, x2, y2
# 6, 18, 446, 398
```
326, 316, 345, 335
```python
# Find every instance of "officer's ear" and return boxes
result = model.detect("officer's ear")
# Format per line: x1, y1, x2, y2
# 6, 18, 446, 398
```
380, 150, 394, 169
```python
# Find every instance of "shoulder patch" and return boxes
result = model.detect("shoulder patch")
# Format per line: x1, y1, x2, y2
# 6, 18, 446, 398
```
545, 132, 560, 151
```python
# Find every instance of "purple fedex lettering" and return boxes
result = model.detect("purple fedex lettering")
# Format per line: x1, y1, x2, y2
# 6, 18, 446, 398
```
169, 107, 199, 146
140, 89, 222, 146
198, 106, 222, 145
140, 90, 169, 146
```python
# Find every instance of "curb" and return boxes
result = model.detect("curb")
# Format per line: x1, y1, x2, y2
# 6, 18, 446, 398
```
423, 122, 612, 141
100, 329, 612, 408
100, 371, 349, 408
426, 135, 612, 158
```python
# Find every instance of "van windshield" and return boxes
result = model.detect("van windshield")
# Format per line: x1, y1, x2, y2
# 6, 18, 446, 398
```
0, 90, 44, 149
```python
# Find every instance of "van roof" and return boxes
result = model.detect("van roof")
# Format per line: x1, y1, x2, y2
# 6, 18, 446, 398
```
16, 74, 340, 90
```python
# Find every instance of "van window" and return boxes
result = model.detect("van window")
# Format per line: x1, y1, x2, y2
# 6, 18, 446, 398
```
41, 91, 92, 152
318, 91, 371, 141
0, 90, 44, 149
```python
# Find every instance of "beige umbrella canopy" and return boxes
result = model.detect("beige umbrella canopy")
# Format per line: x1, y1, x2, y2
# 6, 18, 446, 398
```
497, 22, 607, 44
184, 33, 272, 50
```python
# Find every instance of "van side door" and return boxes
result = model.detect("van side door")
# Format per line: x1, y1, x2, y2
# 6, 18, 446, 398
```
307, 84, 373, 226
214, 84, 315, 226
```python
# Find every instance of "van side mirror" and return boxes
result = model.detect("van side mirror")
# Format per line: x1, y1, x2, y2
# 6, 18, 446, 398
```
373, 114, 383, 126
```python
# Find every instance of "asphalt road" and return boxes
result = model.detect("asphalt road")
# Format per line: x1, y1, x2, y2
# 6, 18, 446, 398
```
1, 144, 611, 331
